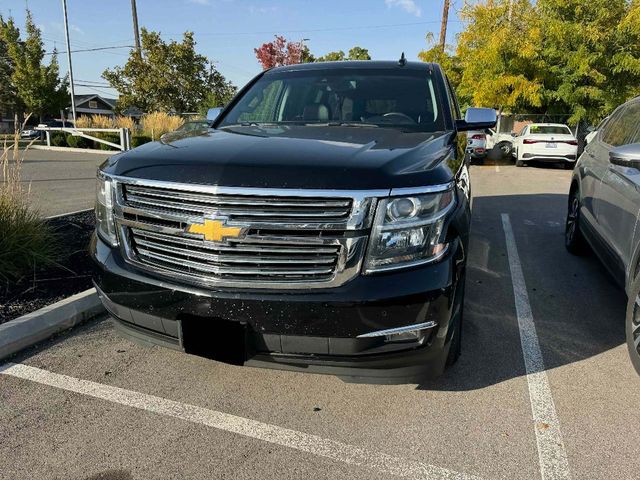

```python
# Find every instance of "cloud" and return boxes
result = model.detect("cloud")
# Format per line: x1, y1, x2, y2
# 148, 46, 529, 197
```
384, 0, 422, 17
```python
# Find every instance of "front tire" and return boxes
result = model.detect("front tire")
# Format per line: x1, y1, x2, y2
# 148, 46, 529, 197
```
626, 276, 640, 376
565, 189, 588, 255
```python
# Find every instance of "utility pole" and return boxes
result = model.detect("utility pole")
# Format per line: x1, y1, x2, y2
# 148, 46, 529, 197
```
439, 0, 451, 50
61, 0, 76, 125
131, 0, 141, 53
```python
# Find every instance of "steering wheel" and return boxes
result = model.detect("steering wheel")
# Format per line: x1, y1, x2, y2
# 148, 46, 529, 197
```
382, 112, 416, 123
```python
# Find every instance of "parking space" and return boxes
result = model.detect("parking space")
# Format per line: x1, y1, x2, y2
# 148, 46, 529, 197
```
1, 164, 638, 480
13, 149, 111, 217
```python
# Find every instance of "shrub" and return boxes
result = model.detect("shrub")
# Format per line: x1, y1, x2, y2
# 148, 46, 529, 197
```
88, 114, 114, 129
140, 112, 183, 140
74, 116, 92, 128
131, 135, 152, 148
94, 133, 120, 151
66, 134, 90, 149
113, 116, 135, 130
51, 132, 67, 147
0, 135, 57, 282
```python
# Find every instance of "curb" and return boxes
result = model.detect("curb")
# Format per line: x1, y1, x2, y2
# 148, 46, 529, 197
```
30, 145, 114, 154
0, 288, 105, 362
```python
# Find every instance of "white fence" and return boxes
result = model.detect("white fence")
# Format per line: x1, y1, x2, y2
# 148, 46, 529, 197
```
36, 126, 132, 151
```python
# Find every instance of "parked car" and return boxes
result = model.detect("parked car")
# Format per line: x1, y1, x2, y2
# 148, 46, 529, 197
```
91, 60, 496, 381
485, 128, 514, 158
512, 123, 578, 168
160, 120, 210, 142
466, 130, 488, 160
20, 128, 39, 139
564, 96, 640, 374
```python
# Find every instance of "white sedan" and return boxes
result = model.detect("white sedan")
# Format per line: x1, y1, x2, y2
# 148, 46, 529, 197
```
512, 123, 578, 169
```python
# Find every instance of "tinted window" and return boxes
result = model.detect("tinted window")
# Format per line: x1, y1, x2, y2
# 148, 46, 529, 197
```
529, 125, 572, 135
601, 108, 627, 146
220, 68, 444, 132
603, 101, 640, 147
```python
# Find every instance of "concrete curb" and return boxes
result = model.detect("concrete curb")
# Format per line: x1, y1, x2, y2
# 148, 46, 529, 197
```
0, 288, 105, 362
30, 145, 114, 154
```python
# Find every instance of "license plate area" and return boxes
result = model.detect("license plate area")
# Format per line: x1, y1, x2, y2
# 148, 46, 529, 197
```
182, 315, 248, 365
546, 142, 557, 148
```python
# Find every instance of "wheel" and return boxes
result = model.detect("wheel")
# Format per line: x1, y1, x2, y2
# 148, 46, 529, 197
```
565, 189, 588, 255
496, 141, 512, 159
515, 159, 525, 167
626, 276, 640, 376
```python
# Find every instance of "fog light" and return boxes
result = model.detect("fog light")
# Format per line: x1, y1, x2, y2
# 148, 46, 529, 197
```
385, 330, 423, 343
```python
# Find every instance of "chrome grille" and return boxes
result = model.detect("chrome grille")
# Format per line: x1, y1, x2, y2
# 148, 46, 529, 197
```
111, 176, 383, 289
123, 184, 353, 225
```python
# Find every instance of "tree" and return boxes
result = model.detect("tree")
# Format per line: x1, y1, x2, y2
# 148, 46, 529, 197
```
254, 35, 304, 69
103, 29, 236, 113
316, 47, 371, 62
0, 20, 18, 117
0, 11, 69, 122
426, 0, 640, 123
536, 0, 640, 123
347, 46, 371, 61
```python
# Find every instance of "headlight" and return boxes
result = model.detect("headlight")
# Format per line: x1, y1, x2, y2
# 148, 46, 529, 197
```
363, 189, 455, 273
95, 172, 118, 246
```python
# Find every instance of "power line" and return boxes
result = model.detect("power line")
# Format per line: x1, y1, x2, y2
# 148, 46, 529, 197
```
44, 45, 134, 55
161, 20, 462, 38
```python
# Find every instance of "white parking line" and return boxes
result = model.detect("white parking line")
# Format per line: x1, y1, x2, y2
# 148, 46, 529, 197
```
501, 214, 571, 480
0, 363, 482, 480
45, 208, 92, 219
495, 165, 501, 173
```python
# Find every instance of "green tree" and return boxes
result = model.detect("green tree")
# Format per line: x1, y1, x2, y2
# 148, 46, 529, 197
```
0, 11, 68, 122
316, 47, 371, 62
536, 0, 640, 123
347, 46, 371, 60
103, 29, 236, 113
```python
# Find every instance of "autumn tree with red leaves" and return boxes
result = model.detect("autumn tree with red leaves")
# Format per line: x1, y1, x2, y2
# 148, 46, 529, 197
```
254, 35, 305, 69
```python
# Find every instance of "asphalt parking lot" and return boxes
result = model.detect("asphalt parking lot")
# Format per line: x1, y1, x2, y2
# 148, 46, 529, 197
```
1, 163, 639, 480
13, 149, 111, 217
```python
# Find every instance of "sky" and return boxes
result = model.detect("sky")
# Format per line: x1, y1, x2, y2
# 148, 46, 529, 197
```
1, 0, 467, 98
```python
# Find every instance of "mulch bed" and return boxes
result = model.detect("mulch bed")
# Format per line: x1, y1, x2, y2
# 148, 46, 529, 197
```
0, 210, 95, 325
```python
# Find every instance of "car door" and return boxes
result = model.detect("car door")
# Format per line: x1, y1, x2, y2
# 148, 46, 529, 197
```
595, 99, 640, 281
578, 110, 623, 228
513, 126, 527, 157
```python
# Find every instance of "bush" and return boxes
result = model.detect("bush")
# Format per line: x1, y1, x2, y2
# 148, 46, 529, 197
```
140, 112, 183, 140
0, 143, 57, 282
66, 134, 90, 149
131, 135, 152, 148
51, 132, 67, 147
95, 133, 120, 151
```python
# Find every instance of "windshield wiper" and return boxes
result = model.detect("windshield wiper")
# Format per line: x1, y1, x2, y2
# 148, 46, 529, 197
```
310, 122, 380, 128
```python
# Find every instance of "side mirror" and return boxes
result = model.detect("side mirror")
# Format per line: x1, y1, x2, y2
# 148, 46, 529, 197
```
610, 144, 640, 168
511, 132, 517, 137
207, 107, 223, 122
456, 108, 497, 132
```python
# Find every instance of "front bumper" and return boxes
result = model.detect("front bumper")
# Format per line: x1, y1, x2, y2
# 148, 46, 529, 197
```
91, 233, 465, 382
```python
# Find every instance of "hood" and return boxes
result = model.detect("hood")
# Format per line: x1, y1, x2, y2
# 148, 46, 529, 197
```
102, 126, 456, 190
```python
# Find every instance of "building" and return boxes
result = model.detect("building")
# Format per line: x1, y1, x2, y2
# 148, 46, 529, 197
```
67, 94, 118, 118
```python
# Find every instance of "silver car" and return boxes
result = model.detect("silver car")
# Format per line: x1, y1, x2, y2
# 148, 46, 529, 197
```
565, 96, 640, 374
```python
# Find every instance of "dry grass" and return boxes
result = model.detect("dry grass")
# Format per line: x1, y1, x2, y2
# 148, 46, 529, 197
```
0, 115, 57, 282
74, 116, 92, 128
74, 114, 134, 131
140, 112, 184, 140
113, 116, 135, 130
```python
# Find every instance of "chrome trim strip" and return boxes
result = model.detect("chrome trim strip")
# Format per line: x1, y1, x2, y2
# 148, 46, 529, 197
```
356, 321, 438, 338
389, 182, 455, 197
109, 173, 390, 198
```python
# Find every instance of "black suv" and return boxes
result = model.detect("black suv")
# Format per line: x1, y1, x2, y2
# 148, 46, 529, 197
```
91, 61, 496, 381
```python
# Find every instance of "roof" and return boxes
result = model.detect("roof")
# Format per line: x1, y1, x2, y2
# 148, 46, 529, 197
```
527, 123, 571, 127
268, 60, 435, 73
71, 94, 117, 108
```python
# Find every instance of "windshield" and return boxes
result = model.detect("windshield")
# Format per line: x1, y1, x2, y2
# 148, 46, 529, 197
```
529, 125, 572, 135
218, 68, 445, 132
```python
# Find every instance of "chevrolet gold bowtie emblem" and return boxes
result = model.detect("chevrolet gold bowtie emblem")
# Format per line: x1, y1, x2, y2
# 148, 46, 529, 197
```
186, 218, 247, 242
